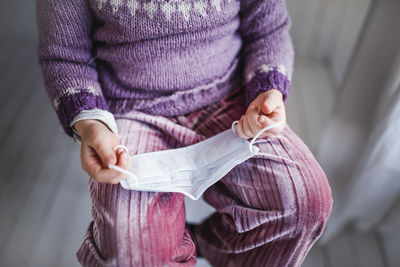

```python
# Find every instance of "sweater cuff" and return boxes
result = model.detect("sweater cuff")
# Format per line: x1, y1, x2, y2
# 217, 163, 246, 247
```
54, 91, 108, 138
69, 108, 119, 143
244, 68, 291, 107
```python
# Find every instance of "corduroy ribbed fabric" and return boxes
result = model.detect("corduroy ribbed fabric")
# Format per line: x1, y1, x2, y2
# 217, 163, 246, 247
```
76, 88, 332, 267
36, 0, 294, 138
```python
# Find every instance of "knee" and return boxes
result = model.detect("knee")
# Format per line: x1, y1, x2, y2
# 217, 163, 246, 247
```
295, 167, 333, 239
98, 192, 189, 264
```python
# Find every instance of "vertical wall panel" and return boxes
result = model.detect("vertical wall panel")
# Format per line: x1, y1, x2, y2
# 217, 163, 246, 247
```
287, 0, 372, 86
330, 0, 372, 84
297, 0, 323, 58
314, 0, 347, 62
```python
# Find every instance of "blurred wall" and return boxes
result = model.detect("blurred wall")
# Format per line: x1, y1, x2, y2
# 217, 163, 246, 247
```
0, 0, 37, 43
287, 0, 372, 86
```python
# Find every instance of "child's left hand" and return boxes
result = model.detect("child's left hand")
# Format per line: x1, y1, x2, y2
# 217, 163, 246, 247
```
236, 89, 286, 139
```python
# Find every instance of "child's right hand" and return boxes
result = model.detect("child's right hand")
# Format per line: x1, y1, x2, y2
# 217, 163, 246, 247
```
74, 119, 131, 184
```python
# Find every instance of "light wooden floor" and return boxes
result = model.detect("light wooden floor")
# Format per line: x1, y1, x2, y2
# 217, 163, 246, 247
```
0, 43, 395, 267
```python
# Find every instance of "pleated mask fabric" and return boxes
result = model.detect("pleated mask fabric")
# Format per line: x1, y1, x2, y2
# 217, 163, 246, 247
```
110, 120, 284, 200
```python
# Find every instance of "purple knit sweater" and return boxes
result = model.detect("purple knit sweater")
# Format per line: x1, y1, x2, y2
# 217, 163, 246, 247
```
36, 0, 294, 138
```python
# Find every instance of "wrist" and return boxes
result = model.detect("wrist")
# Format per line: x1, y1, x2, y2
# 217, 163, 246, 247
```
259, 89, 283, 100
270, 89, 283, 100
74, 119, 109, 136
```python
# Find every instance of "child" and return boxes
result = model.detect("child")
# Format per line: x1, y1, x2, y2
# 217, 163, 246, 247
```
36, 0, 332, 266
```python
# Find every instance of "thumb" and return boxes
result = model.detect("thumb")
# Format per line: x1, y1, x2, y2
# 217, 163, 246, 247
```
261, 93, 279, 115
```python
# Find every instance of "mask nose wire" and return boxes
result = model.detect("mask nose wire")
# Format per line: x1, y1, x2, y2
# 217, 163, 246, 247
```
231, 119, 285, 152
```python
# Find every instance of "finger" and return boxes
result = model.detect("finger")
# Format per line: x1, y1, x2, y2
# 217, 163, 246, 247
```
243, 115, 256, 138
245, 103, 258, 116
94, 167, 127, 184
267, 104, 285, 124
257, 114, 269, 127
246, 105, 263, 134
236, 116, 250, 139
235, 116, 245, 138
119, 150, 131, 170
97, 145, 134, 183
82, 143, 128, 184
81, 143, 103, 179
109, 148, 131, 184
90, 139, 117, 168
113, 147, 129, 170
259, 116, 285, 137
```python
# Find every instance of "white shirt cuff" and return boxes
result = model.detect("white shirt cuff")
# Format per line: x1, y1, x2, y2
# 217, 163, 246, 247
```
69, 109, 119, 142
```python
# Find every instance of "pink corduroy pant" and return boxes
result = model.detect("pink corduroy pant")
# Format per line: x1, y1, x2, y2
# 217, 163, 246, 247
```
76, 88, 333, 267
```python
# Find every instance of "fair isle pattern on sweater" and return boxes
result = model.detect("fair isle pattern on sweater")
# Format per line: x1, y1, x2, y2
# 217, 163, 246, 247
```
36, 0, 294, 138
246, 64, 290, 83
96, 0, 228, 20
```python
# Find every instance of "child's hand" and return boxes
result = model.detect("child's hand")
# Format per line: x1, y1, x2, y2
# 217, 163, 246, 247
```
74, 119, 131, 184
236, 89, 286, 139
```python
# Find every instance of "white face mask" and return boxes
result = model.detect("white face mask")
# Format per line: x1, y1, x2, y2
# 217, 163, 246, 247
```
109, 120, 284, 200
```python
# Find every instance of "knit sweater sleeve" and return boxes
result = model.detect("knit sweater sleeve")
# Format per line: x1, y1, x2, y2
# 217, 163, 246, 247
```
239, 0, 294, 107
36, 0, 108, 138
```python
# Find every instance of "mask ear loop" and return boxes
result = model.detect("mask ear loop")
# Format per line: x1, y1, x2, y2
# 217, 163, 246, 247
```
231, 119, 285, 153
249, 119, 285, 152
109, 145, 137, 186
232, 120, 239, 133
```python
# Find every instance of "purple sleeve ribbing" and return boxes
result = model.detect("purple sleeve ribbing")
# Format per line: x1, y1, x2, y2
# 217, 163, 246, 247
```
244, 68, 291, 106
239, 0, 295, 106
36, 0, 108, 138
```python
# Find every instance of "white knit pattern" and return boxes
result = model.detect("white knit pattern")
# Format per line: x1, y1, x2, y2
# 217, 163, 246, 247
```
194, 1, 207, 17
110, 0, 124, 12
160, 2, 176, 21
211, 0, 222, 12
143, 1, 158, 19
178, 2, 192, 21
97, 0, 108, 10
96, 0, 237, 20
246, 64, 292, 83
127, 0, 140, 16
